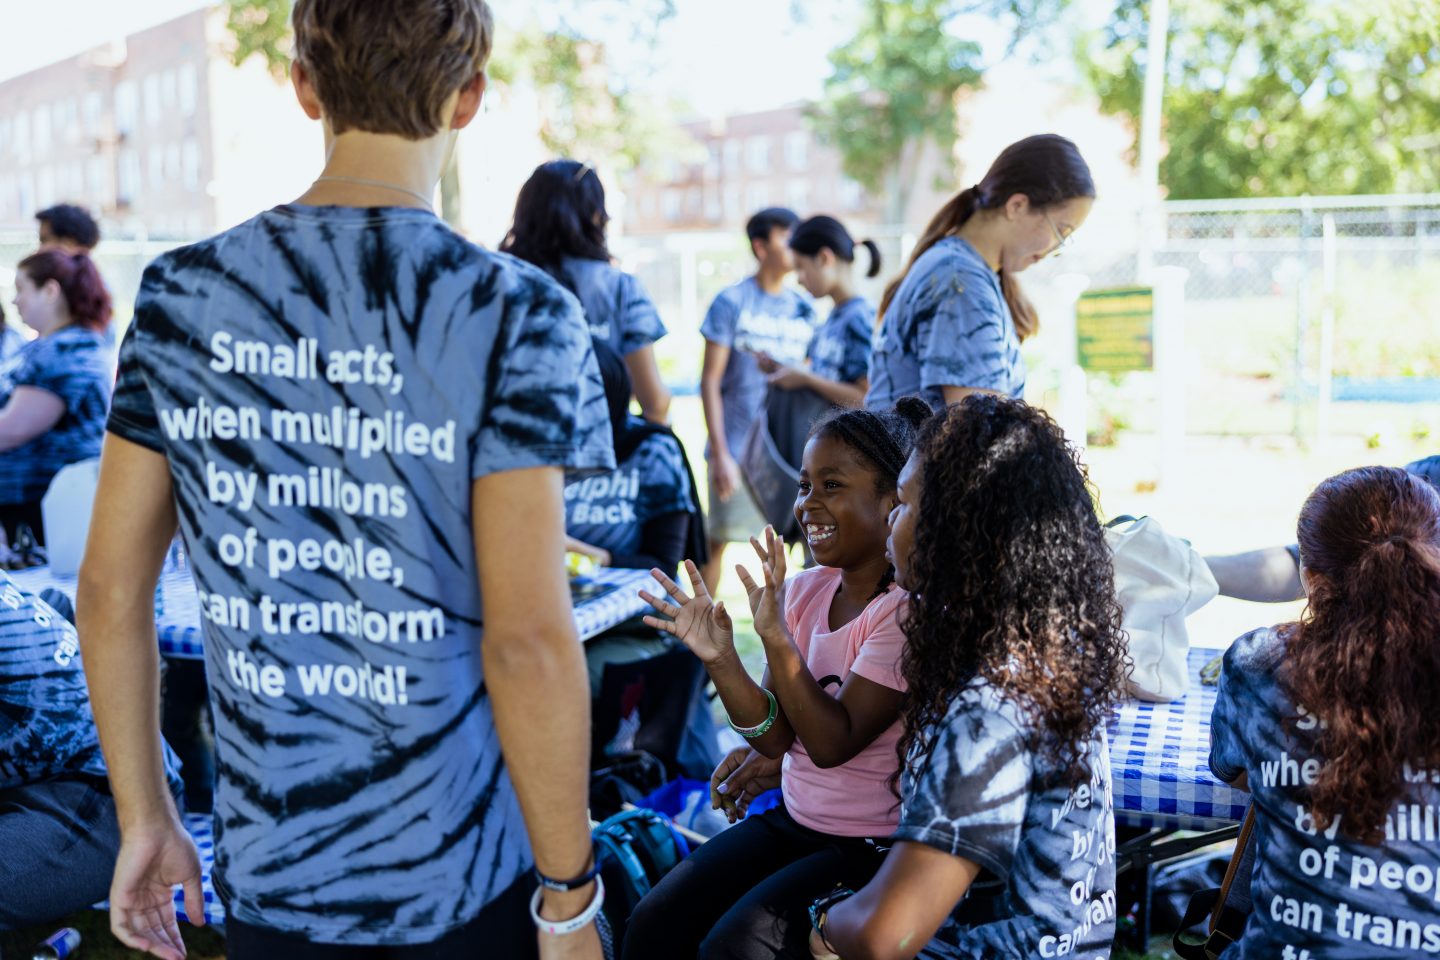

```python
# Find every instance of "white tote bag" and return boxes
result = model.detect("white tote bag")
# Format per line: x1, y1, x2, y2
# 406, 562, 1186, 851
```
42, 456, 101, 577
1105, 515, 1218, 702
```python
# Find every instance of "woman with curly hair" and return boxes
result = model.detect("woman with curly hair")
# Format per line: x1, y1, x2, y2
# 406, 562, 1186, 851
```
1207, 466, 1440, 959
808, 395, 1129, 960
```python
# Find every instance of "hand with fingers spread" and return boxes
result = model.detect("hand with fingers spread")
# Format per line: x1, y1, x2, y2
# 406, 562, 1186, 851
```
736, 525, 790, 643
710, 746, 783, 823
109, 820, 205, 960
640, 559, 737, 666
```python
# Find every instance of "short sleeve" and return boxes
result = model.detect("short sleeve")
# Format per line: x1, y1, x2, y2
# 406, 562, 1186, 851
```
699, 290, 739, 347
14, 338, 69, 400
896, 696, 1031, 878
472, 272, 615, 480
1210, 630, 1275, 784
919, 270, 1014, 394
837, 306, 874, 383
617, 273, 667, 355
634, 435, 692, 523
850, 589, 907, 692
106, 280, 165, 453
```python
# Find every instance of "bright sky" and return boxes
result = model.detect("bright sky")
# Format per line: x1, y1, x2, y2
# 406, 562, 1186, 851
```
0, 0, 1031, 114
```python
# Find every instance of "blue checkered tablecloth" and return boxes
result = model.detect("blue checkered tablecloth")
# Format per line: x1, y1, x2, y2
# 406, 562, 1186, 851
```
1107, 646, 1249, 831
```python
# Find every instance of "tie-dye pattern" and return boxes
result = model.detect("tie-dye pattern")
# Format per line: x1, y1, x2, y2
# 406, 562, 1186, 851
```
0, 571, 180, 792
866, 237, 1025, 412
1211, 628, 1440, 959
564, 419, 692, 559
807, 296, 875, 384
105, 204, 613, 944
551, 256, 666, 357
700, 276, 817, 460
899, 683, 1116, 959
0, 327, 112, 505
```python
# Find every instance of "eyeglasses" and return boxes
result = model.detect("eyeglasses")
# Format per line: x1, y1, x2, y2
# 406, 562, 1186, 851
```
1043, 211, 1074, 258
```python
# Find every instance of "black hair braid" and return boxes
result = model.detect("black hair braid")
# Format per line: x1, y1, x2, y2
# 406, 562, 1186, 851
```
811, 402, 934, 599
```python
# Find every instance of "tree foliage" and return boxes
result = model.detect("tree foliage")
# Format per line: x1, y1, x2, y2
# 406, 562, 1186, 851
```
1080, 0, 1440, 198
810, 1, 982, 224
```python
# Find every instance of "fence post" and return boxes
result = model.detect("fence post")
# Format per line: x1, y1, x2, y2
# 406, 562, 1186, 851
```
1153, 266, 1189, 496
1294, 200, 1314, 442
1316, 213, 1337, 447
1052, 272, 1092, 452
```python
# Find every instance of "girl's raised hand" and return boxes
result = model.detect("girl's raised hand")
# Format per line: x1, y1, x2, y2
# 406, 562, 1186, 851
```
640, 560, 736, 665
736, 525, 789, 642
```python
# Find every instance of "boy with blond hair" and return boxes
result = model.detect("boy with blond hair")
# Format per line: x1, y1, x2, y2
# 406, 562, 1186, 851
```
78, 2, 609, 957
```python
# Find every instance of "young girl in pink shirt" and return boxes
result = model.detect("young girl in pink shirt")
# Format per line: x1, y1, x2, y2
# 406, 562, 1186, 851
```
625, 399, 931, 960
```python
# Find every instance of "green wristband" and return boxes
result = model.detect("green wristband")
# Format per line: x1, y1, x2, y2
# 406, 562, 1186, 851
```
728, 688, 778, 739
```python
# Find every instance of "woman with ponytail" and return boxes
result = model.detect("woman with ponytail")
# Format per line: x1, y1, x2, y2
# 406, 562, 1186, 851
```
0, 250, 114, 545
867, 134, 1094, 411
1205, 466, 1440, 958
762, 215, 883, 409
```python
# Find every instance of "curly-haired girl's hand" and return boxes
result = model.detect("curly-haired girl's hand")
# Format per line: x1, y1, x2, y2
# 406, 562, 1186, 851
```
737, 525, 789, 643
640, 559, 736, 665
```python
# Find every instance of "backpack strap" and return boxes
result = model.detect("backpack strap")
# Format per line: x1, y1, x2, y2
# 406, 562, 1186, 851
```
1173, 803, 1258, 960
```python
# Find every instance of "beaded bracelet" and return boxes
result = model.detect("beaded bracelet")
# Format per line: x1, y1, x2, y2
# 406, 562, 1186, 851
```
530, 875, 605, 936
727, 688, 778, 739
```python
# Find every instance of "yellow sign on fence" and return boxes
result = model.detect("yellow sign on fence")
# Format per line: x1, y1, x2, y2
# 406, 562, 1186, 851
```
1076, 286, 1154, 373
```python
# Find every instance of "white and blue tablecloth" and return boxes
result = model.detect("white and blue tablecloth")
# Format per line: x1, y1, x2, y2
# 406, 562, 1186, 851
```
1107, 646, 1250, 831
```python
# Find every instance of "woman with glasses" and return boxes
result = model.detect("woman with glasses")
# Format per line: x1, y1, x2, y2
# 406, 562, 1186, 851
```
865, 135, 1094, 411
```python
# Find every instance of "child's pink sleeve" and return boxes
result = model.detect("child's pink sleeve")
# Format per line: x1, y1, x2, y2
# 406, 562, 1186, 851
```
850, 589, 908, 692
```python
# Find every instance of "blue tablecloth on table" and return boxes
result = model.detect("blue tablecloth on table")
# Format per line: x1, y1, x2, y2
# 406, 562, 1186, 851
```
1107, 646, 1250, 831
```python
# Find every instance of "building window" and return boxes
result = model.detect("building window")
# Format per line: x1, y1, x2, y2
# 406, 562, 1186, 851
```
786, 179, 809, 212
662, 188, 682, 222
144, 74, 161, 126
785, 132, 808, 170
165, 142, 181, 180
705, 143, 721, 179
179, 64, 198, 117
182, 139, 200, 190
704, 186, 721, 221
723, 139, 740, 175
745, 182, 769, 214
162, 69, 177, 109
839, 177, 866, 211
87, 157, 106, 201
117, 148, 140, 204
723, 184, 740, 221
746, 136, 770, 173
114, 82, 138, 136
83, 92, 103, 136
33, 106, 51, 158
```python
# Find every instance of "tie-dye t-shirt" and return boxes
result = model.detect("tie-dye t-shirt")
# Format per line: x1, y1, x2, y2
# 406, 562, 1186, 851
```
898, 683, 1116, 959
807, 296, 874, 384
565, 417, 692, 560
1211, 628, 1440, 959
0, 326, 112, 505
866, 236, 1025, 411
0, 571, 181, 793
551, 256, 666, 357
106, 204, 613, 944
700, 276, 817, 459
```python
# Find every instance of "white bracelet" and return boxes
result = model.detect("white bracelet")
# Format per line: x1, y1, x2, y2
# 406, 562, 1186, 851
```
530, 875, 605, 936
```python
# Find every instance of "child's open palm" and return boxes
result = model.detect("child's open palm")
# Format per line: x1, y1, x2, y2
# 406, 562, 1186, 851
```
737, 526, 789, 641
640, 560, 735, 665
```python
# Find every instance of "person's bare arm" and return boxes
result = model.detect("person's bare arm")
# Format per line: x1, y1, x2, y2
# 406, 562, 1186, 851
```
817, 841, 982, 960
0, 386, 64, 451
769, 366, 867, 408
475, 468, 601, 955
78, 434, 204, 959
624, 345, 671, 424
1204, 547, 1304, 602
939, 384, 1000, 407
700, 340, 737, 501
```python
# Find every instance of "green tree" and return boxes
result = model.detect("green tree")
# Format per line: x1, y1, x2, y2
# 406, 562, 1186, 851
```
810, 0, 984, 226
1080, 0, 1440, 199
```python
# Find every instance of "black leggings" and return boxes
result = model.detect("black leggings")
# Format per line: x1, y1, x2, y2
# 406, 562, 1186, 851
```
622, 803, 887, 960
226, 872, 538, 960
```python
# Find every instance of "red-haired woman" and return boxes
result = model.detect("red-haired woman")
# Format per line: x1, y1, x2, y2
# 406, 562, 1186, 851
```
0, 250, 113, 546
1207, 466, 1440, 958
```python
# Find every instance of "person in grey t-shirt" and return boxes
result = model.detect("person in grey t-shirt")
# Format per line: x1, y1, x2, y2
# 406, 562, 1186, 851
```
867, 135, 1095, 413
503, 159, 672, 424
812, 397, 1129, 960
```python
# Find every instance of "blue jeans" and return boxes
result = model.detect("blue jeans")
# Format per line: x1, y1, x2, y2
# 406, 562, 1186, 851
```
0, 775, 120, 931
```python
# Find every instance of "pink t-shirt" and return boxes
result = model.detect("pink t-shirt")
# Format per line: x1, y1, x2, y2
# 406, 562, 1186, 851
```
777, 565, 908, 837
